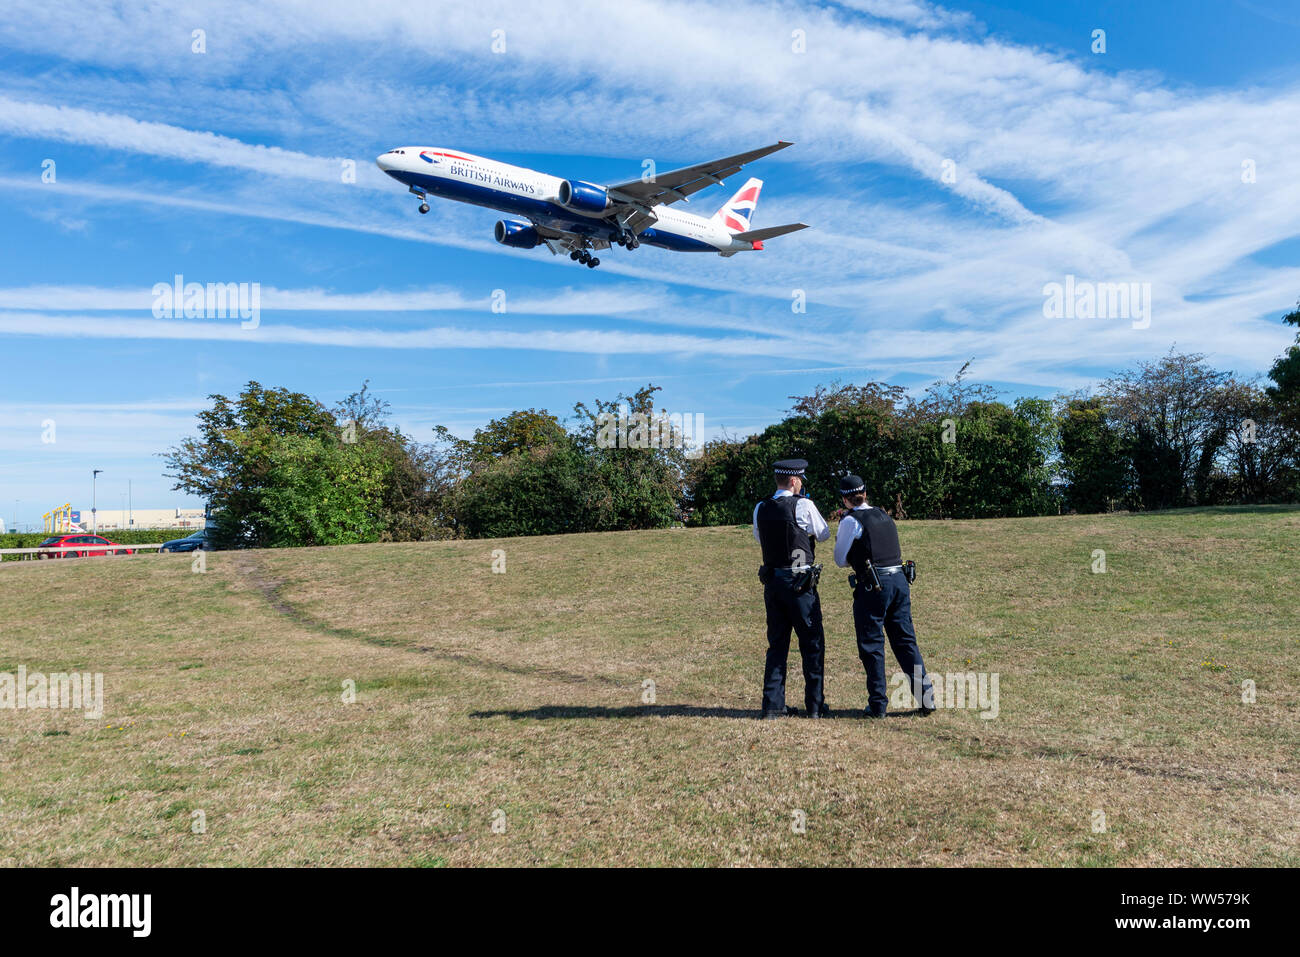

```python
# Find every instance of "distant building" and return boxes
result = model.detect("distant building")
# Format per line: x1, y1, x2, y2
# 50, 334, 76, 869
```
84, 508, 207, 531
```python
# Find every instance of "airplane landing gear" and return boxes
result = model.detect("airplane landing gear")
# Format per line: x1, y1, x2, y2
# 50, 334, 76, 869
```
418, 203, 430, 214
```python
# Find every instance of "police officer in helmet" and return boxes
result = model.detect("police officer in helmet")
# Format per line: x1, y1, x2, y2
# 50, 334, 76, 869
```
832, 474, 934, 718
753, 458, 831, 719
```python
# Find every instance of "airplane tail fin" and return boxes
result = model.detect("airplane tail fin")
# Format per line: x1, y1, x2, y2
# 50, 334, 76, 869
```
712, 177, 763, 233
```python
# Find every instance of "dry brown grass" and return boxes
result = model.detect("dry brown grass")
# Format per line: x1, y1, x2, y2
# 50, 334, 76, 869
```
0, 506, 1296, 866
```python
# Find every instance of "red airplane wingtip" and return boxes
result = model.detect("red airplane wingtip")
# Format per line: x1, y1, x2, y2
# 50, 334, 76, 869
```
752, 241, 763, 251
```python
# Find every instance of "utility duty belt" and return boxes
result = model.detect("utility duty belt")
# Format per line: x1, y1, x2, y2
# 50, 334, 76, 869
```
849, 559, 917, 592
758, 563, 823, 594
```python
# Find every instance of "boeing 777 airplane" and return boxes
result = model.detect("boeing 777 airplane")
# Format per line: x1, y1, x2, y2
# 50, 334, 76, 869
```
376, 142, 808, 268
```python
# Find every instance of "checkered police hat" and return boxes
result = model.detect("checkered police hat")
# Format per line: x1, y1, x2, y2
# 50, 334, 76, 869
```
773, 458, 808, 477
838, 474, 865, 494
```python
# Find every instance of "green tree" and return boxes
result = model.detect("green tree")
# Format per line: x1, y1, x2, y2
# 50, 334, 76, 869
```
684, 369, 1057, 524
445, 390, 690, 539
1210, 380, 1299, 504
1058, 397, 1129, 512
891, 364, 1001, 519
1266, 300, 1300, 430
166, 380, 440, 547
572, 385, 685, 531
1101, 351, 1233, 509
335, 383, 459, 541
684, 416, 821, 526
236, 433, 389, 547
455, 440, 593, 538
165, 382, 339, 547
1014, 397, 1063, 514
788, 381, 906, 512
453, 409, 570, 465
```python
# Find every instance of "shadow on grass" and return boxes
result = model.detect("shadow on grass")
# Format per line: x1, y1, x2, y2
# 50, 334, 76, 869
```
470, 704, 931, 720
230, 552, 627, 688
1124, 504, 1300, 517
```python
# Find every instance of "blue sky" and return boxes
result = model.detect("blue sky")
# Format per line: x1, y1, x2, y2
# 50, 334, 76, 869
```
2, 0, 1299, 528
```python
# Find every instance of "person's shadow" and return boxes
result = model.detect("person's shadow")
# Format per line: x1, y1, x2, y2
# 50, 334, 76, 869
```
470, 705, 929, 720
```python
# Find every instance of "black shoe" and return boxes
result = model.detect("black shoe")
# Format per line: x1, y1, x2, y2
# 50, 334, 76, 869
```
916, 706, 935, 716
863, 709, 886, 719
806, 704, 831, 718
761, 706, 800, 720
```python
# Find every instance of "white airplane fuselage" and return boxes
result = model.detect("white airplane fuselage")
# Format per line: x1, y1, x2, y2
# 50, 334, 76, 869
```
376, 147, 762, 255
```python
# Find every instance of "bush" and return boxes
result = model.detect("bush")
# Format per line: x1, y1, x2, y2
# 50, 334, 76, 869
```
454, 442, 593, 539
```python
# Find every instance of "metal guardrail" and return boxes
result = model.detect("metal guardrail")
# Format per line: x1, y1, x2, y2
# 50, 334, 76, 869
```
0, 543, 170, 560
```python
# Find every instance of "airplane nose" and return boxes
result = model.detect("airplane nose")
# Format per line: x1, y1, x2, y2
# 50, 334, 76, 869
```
376, 152, 395, 172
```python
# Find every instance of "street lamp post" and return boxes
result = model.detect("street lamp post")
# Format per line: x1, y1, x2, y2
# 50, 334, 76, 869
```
92, 469, 103, 533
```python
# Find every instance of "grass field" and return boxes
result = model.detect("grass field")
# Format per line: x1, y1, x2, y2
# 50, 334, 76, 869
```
1, 506, 1297, 867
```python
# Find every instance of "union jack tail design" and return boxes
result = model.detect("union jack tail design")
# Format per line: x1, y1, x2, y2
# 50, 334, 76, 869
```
712, 177, 762, 233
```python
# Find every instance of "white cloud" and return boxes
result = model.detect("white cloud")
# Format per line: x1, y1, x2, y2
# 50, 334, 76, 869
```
0, 94, 383, 187
0, 281, 671, 316
0, 0, 1297, 391
0, 310, 830, 360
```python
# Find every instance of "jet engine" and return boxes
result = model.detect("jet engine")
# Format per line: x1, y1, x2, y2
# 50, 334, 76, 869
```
494, 220, 543, 248
557, 180, 612, 215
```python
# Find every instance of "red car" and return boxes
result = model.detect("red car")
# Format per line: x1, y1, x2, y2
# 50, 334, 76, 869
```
36, 534, 133, 558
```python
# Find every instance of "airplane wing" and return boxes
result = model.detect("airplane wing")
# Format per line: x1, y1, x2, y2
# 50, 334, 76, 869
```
606, 142, 794, 208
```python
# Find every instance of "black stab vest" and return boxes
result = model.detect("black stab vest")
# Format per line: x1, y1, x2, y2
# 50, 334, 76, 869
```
755, 494, 814, 567
844, 506, 902, 571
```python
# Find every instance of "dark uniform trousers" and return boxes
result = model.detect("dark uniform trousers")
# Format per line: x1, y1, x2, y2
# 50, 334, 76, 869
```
852, 568, 933, 716
762, 568, 826, 714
